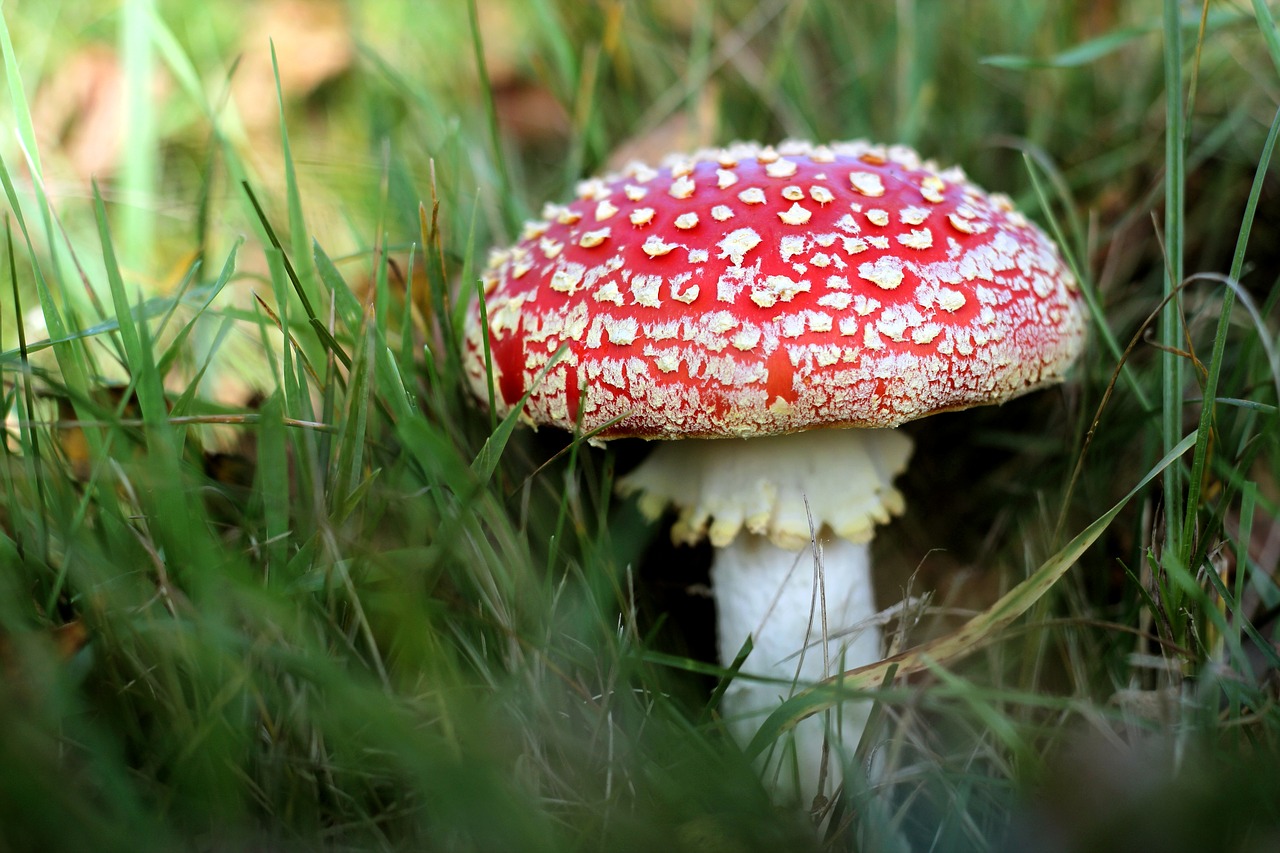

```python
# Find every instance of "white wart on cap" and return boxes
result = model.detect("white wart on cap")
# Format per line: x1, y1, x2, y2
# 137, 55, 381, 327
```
464, 139, 1087, 440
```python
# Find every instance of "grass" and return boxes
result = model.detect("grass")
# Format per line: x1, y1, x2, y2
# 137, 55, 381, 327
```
2, 1, 1280, 850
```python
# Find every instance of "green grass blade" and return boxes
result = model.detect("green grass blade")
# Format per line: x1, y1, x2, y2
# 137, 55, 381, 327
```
451, 196, 482, 355
266, 248, 300, 413
0, 9, 41, 178
1161, 0, 1187, 560
156, 242, 242, 378
704, 636, 753, 724
1023, 152, 1150, 413
1252, 0, 1280, 76
473, 280, 496, 434
91, 183, 167, 438
168, 314, 236, 419
330, 314, 375, 521
469, 395, 530, 488
311, 241, 364, 335
983, 24, 1154, 69
0, 155, 90, 396
257, 391, 290, 577
397, 245, 419, 407
470, 345, 568, 486
270, 41, 319, 312
243, 182, 351, 371
5, 216, 47, 563
1204, 563, 1280, 673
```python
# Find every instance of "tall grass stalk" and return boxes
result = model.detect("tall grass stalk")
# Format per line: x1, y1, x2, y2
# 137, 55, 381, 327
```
1160, 0, 1186, 565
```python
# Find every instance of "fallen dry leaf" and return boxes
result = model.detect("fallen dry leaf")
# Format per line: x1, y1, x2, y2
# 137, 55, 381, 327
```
232, 0, 354, 131
32, 44, 168, 182
494, 82, 570, 143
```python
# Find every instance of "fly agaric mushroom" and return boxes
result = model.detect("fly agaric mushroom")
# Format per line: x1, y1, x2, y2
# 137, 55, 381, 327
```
463, 139, 1086, 799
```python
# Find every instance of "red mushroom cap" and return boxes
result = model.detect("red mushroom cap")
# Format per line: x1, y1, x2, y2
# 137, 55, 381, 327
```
464, 140, 1086, 439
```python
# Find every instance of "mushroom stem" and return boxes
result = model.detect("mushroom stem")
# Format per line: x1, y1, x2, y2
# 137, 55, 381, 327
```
617, 428, 913, 802
714, 532, 880, 801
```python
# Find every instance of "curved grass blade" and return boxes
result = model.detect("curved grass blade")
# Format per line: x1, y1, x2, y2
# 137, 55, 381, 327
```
470, 344, 568, 487
242, 182, 351, 371
1253, 0, 1280, 76
983, 25, 1152, 69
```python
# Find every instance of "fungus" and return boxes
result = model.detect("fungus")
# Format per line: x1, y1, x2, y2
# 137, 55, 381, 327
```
463, 139, 1086, 801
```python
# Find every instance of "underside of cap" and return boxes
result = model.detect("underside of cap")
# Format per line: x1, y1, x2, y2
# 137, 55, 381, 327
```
617, 427, 914, 550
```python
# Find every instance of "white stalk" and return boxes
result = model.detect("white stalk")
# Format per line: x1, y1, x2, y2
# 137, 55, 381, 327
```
714, 532, 880, 802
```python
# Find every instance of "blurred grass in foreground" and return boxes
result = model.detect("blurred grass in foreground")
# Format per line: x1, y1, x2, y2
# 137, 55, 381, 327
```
2, 1, 1280, 850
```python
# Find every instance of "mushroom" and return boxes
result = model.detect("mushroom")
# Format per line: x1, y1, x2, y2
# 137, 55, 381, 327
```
463, 140, 1086, 801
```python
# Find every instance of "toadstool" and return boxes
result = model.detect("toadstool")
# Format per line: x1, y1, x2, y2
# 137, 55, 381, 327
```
463, 139, 1086, 801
